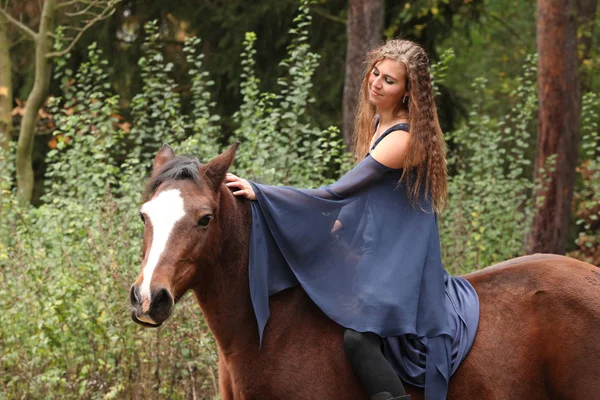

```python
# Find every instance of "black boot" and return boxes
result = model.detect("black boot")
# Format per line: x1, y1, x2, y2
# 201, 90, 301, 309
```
370, 391, 411, 400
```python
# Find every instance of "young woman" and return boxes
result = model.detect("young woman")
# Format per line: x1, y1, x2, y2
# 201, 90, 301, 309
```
225, 40, 479, 400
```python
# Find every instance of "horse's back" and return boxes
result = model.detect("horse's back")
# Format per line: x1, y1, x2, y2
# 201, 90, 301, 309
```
224, 254, 600, 399
448, 254, 600, 400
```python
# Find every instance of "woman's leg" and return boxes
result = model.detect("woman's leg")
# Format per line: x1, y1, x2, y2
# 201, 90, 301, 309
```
343, 329, 409, 399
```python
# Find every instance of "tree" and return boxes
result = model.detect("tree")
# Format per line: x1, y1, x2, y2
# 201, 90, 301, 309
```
529, 0, 580, 254
342, 0, 384, 147
0, 0, 118, 203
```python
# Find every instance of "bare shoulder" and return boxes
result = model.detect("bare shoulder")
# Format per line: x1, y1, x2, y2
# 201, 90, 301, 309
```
370, 129, 411, 169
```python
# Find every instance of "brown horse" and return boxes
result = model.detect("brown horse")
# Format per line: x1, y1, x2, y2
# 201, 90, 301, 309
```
129, 143, 600, 399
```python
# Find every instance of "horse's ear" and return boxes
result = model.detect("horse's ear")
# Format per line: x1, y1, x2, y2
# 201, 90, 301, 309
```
200, 142, 239, 192
153, 144, 176, 175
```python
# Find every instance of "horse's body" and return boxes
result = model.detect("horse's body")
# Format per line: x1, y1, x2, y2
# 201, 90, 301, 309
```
130, 145, 600, 399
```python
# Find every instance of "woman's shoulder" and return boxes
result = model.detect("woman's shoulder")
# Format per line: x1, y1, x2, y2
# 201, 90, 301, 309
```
370, 129, 412, 169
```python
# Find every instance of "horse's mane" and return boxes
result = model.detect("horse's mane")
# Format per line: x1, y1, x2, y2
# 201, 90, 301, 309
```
143, 156, 204, 200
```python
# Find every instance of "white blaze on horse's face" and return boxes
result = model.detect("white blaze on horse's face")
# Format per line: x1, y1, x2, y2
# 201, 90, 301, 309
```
139, 189, 186, 308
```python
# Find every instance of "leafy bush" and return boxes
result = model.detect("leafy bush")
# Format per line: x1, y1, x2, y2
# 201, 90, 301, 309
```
0, 1, 349, 398
231, 7, 352, 186
440, 55, 539, 273
568, 92, 600, 265
1, 3, 599, 399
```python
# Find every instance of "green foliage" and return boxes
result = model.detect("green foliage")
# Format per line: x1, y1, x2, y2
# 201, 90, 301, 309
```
2, 2, 599, 398
569, 92, 600, 265
44, 43, 122, 204
231, 1, 352, 186
178, 36, 222, 160
440, 54, 538, 273
0, 197, 219, 399
1, 35, 221, 399
0, 140, 16, 251
0, 3, 351, 398
437, 0, 537, 119
431, 48, 456, 97
129, 20, 188, 164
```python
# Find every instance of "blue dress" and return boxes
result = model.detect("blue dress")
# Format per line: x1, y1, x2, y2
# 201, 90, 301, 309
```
248, 123, 480, 400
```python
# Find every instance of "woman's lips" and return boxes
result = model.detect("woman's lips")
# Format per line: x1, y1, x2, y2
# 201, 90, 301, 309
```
370, 88, 382, 96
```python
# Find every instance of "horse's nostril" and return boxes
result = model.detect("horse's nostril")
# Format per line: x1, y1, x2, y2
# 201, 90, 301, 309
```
130, 285, 140, 306
149, 287, 174, 323
153, 288, 173, 308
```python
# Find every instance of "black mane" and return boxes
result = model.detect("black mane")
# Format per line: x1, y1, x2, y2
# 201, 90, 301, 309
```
144, 156, 204, 199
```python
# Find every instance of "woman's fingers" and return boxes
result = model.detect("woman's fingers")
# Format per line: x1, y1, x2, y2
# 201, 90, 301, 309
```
224, 174, 239, 183
225, 181, 242, 189
232, 189, 247, 197
224, 173, 256, 200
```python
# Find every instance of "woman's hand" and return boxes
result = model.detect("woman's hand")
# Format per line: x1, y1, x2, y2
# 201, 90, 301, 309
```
330, 220, 343, 234
225, 173, 256, 200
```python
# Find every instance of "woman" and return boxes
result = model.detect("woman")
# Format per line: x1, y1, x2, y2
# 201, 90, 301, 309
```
226, 40, 479, 400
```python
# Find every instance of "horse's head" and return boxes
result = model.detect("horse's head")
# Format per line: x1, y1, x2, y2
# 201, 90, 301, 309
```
129, 143, 238, 327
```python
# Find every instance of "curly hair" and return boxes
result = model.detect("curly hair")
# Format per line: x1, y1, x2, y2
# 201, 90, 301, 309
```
352, 39, 447, 214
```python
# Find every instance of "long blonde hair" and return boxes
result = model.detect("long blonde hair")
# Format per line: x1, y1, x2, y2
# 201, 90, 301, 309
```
352, 39, 447, 214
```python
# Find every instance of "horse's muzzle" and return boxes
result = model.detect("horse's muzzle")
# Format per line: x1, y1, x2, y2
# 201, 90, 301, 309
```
129, 285, 174, 327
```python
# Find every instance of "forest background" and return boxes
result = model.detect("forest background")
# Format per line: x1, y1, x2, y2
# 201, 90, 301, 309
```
0, 0, 599, 398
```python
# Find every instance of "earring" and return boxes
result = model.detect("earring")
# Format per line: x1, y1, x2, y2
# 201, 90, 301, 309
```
402, 94, 408, 104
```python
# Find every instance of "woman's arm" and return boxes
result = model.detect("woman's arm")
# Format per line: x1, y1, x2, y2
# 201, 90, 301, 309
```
225, 130, 412, 201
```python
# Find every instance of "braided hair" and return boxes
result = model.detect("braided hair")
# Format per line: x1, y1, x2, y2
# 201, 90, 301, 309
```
352, 39, 447, 214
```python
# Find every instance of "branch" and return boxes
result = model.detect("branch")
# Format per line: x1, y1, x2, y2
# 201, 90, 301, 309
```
9, 35, 26, 49
65, 10, 98, 17
60, 25, 85, 31
46, 32, 76, 41
64, 0, 99, 17
45, 4, 117, 58
0, 8, 38, 39
488, 12, 526, 45
311, 6, 346, 25
56, 0, 90, 9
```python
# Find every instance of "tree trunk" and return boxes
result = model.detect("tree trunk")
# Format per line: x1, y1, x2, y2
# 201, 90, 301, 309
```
0, 17, 11, 152
342, 0, 384, 147
16, 0, 54, 203
529, 0, 580, 254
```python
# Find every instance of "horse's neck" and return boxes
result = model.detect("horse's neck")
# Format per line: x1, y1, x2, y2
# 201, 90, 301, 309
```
192, 186, 258, 351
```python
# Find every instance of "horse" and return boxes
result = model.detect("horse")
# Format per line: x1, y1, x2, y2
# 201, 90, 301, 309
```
129, 143, 600, 399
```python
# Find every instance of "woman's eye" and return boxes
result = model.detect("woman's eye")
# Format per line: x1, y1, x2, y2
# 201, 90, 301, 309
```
372, 69, 379, 76
385, 78, 394, 84
197, 215, 213, 227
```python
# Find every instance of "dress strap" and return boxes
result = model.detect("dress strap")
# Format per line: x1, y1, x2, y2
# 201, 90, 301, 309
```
371, 123, 410, 151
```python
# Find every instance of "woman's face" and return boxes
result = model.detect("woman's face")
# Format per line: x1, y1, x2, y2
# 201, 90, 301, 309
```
367, 58, 407, 111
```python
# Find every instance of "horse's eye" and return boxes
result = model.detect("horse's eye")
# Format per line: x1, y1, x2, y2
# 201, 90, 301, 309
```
197, 215, 212, 227
140, 213, 145, 224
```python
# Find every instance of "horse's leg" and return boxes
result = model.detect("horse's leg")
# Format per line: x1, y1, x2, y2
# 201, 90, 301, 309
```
217, 351, 234, 400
